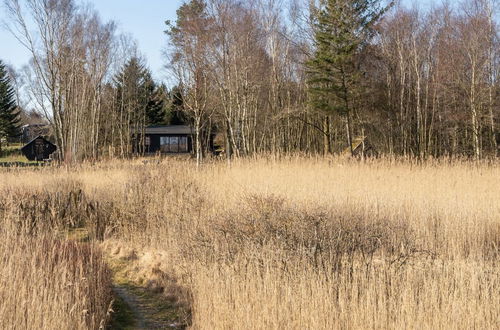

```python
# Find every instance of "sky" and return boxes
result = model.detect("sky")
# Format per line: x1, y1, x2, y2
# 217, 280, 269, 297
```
0, 0, 184, 81
92, 0, 184, 80
0, 0, 436, 83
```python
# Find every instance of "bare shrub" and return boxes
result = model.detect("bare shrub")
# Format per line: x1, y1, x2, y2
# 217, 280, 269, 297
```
0, 178, 120, 240
0, 157, 498, 329
183, 194, 422, 274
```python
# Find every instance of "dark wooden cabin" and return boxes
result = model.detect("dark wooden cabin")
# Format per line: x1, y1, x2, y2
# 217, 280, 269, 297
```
21, 136, 57, 161
142, 125, 194, 154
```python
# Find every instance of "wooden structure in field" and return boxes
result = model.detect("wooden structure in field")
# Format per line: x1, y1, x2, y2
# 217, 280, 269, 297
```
143, 125, 193, 154
21, 136, 57, 161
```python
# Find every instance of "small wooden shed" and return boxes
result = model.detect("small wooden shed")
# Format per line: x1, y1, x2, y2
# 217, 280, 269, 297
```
21, 136, 57, 161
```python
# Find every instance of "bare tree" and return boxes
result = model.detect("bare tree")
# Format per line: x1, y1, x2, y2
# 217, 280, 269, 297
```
167, 0, 214, 166
4, 0, 116, 161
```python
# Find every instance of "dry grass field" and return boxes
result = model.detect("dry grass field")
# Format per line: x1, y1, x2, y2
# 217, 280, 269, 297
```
0, 156, 498, 329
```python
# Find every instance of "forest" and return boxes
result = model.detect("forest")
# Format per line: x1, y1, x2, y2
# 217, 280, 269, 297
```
1, 0, 498, 162
1, 0, 500, 160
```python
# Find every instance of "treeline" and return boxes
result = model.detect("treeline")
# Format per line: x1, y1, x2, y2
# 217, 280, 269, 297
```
3, 0, 184, 160
167, 0, 499, 161
4, 0, 498, 161
371, 1, 499, 158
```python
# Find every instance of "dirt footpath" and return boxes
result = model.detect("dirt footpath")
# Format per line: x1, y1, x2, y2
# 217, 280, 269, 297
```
112, 283, 185, 329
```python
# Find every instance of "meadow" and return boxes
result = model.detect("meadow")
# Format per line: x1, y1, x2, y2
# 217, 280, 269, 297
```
0, 156, 498, 329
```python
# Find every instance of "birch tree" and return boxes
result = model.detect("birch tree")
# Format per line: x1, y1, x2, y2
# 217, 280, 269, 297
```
4, 0, 116, 161
167, 0, 214, 166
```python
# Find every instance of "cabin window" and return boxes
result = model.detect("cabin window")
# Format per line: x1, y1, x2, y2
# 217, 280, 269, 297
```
160, 136, 188, 153
179, 137, 188, 152
145, 136, 151, 146
170, 137, 179, 152
160, 136, 170, 152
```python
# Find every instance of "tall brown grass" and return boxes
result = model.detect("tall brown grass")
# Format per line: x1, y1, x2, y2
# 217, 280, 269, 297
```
0, 156, 498, 329
0, 181, 113, 330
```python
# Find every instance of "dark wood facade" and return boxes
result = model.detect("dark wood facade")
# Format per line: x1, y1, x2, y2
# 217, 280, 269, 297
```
21, 136, 57, 161
142, 125, 193, 154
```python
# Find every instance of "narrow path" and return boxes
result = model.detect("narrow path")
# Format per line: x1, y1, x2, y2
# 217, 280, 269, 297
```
112, 285, 147, 329
66, 232, 188, 329
111, 283, 185, 330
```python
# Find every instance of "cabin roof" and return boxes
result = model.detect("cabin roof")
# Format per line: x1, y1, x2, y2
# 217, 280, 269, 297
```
21, 135, 57, 161
145, 125, 193, 135
21, 135, 56, 150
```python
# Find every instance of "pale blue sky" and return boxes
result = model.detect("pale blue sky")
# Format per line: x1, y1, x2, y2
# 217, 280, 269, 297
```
1, 0, 436, 82
92, 0, 183, 80
0, 0, 183, 80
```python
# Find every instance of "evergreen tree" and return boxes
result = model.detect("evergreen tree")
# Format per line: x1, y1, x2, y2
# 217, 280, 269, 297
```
167, 85, 188, 125
114, 57, 166, 127
146, 82, 168, 126
113, 57, 168, 155
0, 61, 21, 152
306, 0, 389, 155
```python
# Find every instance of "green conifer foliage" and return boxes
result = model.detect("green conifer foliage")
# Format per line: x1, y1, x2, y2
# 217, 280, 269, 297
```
306, 0, 389, 154
0, 61, 21, 152
114, 57, 167, 126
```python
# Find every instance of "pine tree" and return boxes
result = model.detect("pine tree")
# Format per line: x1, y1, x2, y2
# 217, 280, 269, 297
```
167, 85, 188, 125
113, 57, 168, 155
146, 81, 167, 126
0, 61, 21, 153
306, 0, 389, 155
114, 57, 166, 126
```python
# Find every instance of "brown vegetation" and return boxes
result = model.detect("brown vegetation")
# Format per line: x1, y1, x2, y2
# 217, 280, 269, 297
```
0, 157, 498, 329
0, 183, 113, 329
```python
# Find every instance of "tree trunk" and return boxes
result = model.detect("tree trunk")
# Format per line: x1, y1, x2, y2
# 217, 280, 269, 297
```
323, 115, 331, 155
470, 65, 480, 159
195, 118, 202, 167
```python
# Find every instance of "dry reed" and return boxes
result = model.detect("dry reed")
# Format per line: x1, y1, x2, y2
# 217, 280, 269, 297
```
0, 156, 498, 329
0, 181, 113, 330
